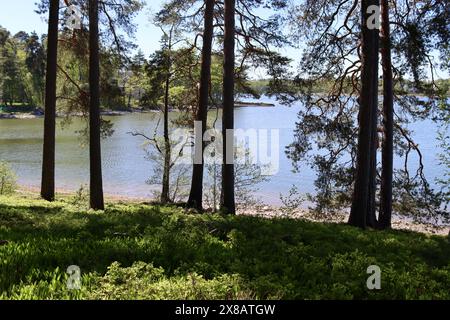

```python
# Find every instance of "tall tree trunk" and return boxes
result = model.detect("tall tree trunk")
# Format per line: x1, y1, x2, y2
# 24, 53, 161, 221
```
220, 0, 236, 215
41, 0, 59, 202
187, 0, 215, 210
379, 0, 393, 229
161, 75, 171, 203
349, 0, 379, 228
367, 106, 379, 228
161, 32, 172, 204
89, 0, 104, 210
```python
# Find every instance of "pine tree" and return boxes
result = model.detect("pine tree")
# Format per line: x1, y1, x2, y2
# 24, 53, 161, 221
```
220, 0, 236, 214
379, 0, 394, 229
41, 0, 59, 202
88, 0, 104, 210
348, 0, 380, 228
187, 0, 215, 210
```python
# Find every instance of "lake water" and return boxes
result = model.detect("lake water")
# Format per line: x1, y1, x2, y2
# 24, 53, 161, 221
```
0, 97, 445, 205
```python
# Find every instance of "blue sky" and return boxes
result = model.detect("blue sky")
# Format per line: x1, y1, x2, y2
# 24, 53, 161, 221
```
0, 0, 166, 57
0, 0, 300, 78
0, 1, 445, 80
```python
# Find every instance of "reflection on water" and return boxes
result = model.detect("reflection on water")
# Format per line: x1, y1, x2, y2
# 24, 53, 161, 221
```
0, 98, 444, 205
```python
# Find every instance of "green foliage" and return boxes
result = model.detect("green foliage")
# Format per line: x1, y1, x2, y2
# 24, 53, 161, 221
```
88, 262, 249, 300
0, 162, 16, 195
0, 195, 449, 300
70, 185, 90, 209
436, 114, 450, 212
141, 47, 201, 111
0, 28, 44, 107
287, 0, 449, 221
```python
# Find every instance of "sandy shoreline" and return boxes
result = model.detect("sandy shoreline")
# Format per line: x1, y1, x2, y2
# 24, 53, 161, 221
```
16, 185, 150, 202
14, 186, 450, 237
239, 206, 450, 237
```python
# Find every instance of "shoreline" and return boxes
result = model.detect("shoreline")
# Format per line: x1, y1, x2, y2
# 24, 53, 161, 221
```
0, 109, 150, 120
16, 185, 150, 202
14, 186, 450, 237
0, 101, 276, 119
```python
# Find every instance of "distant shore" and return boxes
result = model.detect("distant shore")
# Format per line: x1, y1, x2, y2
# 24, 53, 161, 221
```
235, 101, 275, 107
0, 101, 276, 119
0, 108, 149, 120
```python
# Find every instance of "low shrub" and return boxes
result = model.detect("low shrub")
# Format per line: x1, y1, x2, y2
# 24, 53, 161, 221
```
0, 162, 17, 195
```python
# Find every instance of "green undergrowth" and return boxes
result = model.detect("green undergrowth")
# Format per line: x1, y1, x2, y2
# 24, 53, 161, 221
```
0, 195, 449, 300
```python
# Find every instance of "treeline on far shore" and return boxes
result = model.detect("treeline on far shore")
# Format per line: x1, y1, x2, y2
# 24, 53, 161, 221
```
248, 78, 450, 98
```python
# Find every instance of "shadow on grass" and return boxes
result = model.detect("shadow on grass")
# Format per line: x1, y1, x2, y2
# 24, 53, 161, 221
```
0, 198, 449, 299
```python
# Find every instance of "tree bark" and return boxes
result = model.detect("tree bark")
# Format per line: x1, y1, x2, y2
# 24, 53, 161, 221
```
379, 0, 393, 229
161, 31, 173, 204
367, 104, 378, 228
349, 0, 379, 228
220, 0, 236, 215
89, 0, 104, 210
161, 74, 171, 203
187, 0, 215, 210
41, 0, 59, 202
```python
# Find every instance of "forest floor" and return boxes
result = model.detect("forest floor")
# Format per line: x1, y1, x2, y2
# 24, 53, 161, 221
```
17, 186, 450, 236
0, 193, 449, 300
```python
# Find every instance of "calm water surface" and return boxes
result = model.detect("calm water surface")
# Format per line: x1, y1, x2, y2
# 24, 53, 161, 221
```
0, 98, 445, 205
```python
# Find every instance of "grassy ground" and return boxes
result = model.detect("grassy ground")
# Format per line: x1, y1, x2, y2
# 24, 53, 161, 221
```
0, 194, 449, 300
